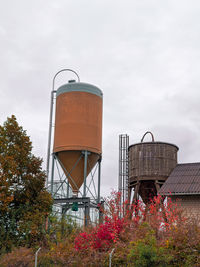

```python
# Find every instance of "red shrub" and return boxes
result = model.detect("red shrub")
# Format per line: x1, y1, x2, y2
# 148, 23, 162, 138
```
74, 191, 187, 252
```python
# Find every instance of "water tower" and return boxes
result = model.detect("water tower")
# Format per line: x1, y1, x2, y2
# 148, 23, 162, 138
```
128, 132, 179, 205
46, 69, 103, 225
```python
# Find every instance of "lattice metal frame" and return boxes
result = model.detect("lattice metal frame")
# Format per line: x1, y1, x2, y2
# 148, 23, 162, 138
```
118, 134, 129, 213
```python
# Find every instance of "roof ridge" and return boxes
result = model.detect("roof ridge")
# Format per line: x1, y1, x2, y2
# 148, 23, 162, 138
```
178, 162, 200, 165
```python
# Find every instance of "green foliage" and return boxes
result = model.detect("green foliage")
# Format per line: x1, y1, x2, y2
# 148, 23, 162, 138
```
46, 213, 78, 246
0, 115, 53, 253
163, 220, 200, 266
128, 227, 172, 267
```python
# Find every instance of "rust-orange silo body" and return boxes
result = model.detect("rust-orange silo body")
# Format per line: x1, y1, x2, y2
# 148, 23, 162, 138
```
53, 82, 103, 194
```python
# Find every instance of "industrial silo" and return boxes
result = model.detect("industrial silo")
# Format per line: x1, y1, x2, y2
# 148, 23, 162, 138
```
128, 132, 178, 204
53, 80, 103, 195
47, 69, 103, 225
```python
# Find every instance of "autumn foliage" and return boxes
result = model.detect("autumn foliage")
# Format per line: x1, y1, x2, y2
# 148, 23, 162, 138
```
74, 192, 184, 251
72, 192, 200, 266
0, 116, 52, 253
0, 116, 199, 266
0, 190, 200, 266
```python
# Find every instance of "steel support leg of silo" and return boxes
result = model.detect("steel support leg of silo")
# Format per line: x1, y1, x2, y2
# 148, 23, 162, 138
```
99, 200, 104, 224
85, 200, 90, 227
67, 181, 70, 198
83, 150, 88, 197
97, 157, 101, 204
50, 154, 55, 195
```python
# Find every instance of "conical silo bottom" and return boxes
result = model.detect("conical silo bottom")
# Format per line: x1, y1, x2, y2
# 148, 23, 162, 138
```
57, 151, 100, 194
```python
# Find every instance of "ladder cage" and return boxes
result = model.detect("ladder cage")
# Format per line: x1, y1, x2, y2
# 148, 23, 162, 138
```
119, 134, 129, 212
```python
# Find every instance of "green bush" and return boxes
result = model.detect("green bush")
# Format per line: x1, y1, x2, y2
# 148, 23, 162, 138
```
128, 228, 173, 267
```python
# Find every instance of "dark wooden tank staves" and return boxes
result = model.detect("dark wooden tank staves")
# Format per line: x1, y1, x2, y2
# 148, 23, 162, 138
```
128, 132, 179, 205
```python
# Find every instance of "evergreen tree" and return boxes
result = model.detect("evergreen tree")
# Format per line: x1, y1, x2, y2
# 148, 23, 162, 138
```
0, 115, 52, 252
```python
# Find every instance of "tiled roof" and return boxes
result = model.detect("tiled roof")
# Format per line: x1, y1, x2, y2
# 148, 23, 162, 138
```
159, 162, 200, 195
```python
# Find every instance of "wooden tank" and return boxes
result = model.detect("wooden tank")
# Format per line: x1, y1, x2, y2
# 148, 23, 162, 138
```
129, 142, 178, 183
53, 81, 103, 194
129, 139, 179, 204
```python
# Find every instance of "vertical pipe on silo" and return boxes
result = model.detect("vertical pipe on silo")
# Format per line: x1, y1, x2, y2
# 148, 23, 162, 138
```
50, 154, 55, 195
46, 90, 56, 186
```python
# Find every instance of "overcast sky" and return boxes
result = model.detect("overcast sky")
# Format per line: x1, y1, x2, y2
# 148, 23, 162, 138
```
1, 0, 200, 196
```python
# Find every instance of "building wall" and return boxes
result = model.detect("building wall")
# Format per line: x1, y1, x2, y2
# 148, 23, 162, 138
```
171, 195, 200, 219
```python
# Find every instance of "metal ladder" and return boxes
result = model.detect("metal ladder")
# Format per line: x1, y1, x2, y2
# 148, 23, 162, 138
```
119, 134, 129, 210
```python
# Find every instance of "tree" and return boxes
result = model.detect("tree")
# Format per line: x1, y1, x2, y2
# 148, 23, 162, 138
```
0, 115, 52, 252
